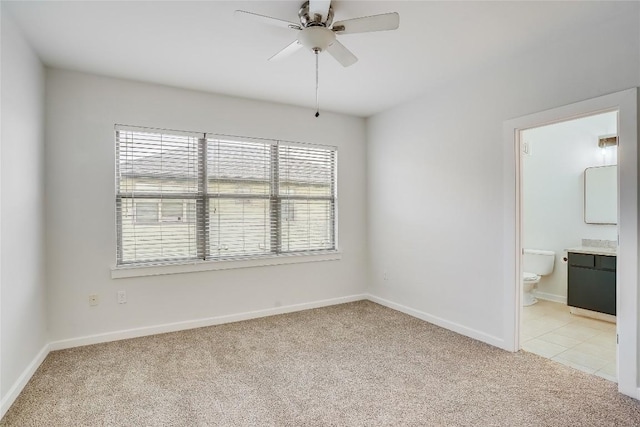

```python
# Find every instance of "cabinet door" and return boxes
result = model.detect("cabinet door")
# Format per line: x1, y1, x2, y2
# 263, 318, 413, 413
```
568, 267, 616, 315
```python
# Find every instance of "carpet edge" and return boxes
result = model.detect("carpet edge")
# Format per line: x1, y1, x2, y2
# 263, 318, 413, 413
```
48, 294, 368, 351
366, 293, 507, 349
1, 343, 50, 420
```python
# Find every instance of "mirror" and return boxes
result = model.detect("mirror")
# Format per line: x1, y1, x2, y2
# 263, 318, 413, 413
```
584, 165, 617, 224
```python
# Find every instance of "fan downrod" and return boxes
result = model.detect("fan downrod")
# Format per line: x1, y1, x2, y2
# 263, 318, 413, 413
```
298, 1, 334, 27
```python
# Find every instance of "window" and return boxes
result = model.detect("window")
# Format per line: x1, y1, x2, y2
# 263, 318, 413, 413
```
281, 200, 295, 221
134, 201, 159, 223
161, 201, 187, 223
116, 126, 337, 266
133, 200, 191, 224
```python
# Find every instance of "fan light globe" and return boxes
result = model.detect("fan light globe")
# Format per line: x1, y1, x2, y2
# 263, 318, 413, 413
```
298, 27, 336, 52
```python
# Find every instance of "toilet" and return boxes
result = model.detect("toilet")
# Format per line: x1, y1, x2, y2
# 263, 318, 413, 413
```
522, 249, 555, 306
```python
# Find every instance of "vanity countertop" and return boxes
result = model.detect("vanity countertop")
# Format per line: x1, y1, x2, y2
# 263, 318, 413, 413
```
566, 246, 617, 256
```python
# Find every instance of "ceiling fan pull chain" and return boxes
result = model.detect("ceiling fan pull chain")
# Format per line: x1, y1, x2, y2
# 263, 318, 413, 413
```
315, 49, 320, 118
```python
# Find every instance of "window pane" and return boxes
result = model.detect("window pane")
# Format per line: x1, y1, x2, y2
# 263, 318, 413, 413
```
278, 145, 334, 197
161, 201, 184, 222
278, 144, 336, 253
120, 198, 197, 263
118, 131, 199, 195
280, 199, 334, 252
135, 201, 158, 223
281, 200, 295, 221
206, 137, 272, 259
207, 139, 270, 195
208, 198, 271, 258
116, 128, 201, 265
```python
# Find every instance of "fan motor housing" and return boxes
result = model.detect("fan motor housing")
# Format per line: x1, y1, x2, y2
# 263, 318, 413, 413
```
298, 1, 334, 27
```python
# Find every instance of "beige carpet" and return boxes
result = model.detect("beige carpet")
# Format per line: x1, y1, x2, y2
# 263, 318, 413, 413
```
2, 301, 639, 426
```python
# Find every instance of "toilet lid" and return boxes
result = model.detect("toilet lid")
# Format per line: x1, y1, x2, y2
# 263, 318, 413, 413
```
523, 272, 539, 281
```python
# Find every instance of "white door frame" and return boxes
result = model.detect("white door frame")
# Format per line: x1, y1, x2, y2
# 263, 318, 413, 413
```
502, 88, 638, 399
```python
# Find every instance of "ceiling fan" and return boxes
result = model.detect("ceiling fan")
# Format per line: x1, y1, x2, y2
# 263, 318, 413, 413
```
235, 0, 400, 117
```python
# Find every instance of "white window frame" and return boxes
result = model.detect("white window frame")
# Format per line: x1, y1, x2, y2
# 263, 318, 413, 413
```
113, 125, 340, 278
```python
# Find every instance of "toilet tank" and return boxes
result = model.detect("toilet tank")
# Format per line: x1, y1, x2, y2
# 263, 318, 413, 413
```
523, 249, 555, 275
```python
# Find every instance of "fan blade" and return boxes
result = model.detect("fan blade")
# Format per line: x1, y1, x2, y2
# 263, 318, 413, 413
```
309, 0, 331, 22
332, 12, 399, 34
269, 39, 303, 61
326, 40, 358, 67
235, 10, 301, 31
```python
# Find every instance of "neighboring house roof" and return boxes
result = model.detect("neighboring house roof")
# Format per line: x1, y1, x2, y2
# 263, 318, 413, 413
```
120, 147, 333, 184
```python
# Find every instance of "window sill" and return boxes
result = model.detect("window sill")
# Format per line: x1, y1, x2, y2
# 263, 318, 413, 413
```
111, 251, 342, 279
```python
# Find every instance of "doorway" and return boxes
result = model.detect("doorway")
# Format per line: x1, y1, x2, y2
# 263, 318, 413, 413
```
519, 111, 617, 381
502, 88, 638, 399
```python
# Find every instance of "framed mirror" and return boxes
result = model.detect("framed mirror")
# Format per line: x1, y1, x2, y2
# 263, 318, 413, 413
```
584, 165, 617, 224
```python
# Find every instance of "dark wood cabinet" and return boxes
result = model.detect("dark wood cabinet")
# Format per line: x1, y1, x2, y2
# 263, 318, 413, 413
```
567, 252, 616, 315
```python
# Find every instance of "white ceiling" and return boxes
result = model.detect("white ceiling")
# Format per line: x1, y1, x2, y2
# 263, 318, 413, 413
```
3, 1, 632, 117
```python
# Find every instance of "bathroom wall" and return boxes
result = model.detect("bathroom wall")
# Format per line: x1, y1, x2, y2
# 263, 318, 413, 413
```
522, 111, 618, 302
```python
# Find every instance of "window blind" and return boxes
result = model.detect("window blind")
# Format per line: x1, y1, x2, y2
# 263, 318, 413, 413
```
206, 137, 273, 259
116, 128, 202, 265
278, 144, 336, 253
115, 126, 337, 266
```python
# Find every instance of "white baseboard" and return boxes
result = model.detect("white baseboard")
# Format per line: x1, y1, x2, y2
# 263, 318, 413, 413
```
534, 291, 567, 304
4, 291, 568, 419
366, 294, 505, 349
2, 294, 367, 419
0, 343, 50, 420
49, 294, 367, 351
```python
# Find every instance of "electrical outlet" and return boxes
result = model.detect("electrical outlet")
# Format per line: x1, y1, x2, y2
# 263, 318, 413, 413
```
89, 294, 99, 306
117, 290, 127, 304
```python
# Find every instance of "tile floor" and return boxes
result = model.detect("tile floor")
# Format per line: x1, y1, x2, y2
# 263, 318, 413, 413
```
521, 300, 616, 382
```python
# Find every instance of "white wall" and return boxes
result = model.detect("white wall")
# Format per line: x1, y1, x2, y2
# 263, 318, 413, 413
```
44, 69, 367, 343
522, 112, 618, 301
0, 11, 47, 400
366, 6, 639, 342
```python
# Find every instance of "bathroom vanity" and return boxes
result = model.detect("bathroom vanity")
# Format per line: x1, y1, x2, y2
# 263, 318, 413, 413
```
566, 248, 616, 316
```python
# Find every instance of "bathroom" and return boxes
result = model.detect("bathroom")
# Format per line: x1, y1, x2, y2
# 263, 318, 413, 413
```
520, 111, 617, 381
